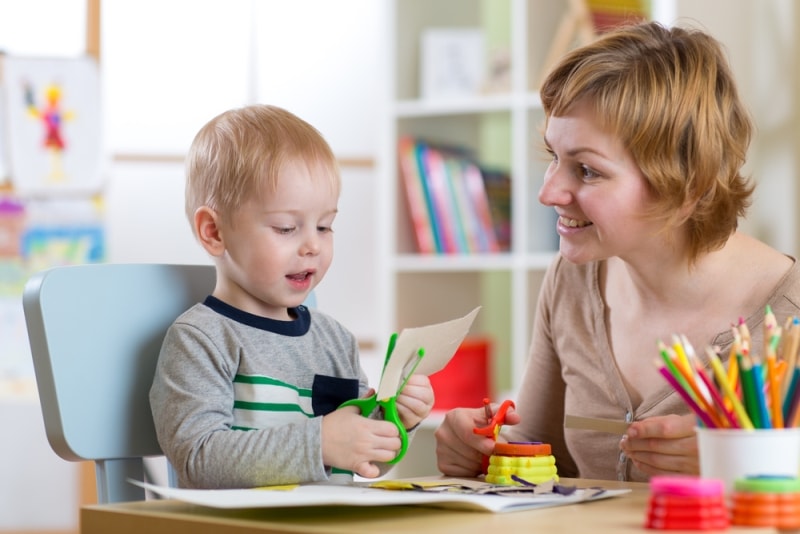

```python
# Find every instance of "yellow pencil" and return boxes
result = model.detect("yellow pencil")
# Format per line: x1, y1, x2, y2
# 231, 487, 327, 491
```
706, 347, 754, 430
672, 334, 693, 380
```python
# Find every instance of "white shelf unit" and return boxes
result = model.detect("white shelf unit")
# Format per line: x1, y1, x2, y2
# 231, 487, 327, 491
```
376, 0, 563, 399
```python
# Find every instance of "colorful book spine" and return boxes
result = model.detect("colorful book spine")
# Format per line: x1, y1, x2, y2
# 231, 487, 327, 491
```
397, 137, 437, 253
462, 159, 499, 253
420, 144, 462, 253
398, 137, 507, 254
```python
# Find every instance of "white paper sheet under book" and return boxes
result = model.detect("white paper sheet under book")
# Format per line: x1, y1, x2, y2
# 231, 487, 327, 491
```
129, 479, 630, 514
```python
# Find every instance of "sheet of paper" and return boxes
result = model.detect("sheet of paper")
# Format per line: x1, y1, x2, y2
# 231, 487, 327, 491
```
376, 306, 481, 401
564, 415, 630, 435
130, 479, 630, 514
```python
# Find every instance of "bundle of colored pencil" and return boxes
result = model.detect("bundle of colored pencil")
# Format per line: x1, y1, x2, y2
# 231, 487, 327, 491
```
656, 305, 800, 430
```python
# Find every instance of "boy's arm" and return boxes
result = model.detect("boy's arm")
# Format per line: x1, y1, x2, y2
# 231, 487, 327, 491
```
149, 323, 329, 489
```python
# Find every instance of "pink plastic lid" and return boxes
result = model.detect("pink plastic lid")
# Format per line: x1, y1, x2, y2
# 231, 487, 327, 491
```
650, 476, 725, 497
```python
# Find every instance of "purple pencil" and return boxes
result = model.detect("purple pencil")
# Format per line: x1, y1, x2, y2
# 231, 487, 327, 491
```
657, 365, 718, 428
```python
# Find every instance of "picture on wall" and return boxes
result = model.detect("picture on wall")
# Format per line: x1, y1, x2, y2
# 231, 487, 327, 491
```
1, 55, 104, 196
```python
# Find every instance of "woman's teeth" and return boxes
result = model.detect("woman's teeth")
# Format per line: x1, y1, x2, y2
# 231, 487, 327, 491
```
559, 216, 591, 228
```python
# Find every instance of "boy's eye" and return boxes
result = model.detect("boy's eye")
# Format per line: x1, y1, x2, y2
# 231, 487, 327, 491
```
317, 225, 333, 233
274, 226, 295, 235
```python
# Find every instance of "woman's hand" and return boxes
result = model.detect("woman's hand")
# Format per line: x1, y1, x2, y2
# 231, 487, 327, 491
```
619, 413, 699, 476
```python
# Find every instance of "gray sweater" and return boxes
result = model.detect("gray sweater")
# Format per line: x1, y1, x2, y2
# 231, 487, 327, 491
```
150, 296, 379, 489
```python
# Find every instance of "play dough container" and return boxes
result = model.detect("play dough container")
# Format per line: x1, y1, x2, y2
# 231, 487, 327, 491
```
485, 442, 559, 485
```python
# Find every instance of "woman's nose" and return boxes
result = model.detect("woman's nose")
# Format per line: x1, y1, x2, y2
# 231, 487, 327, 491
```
538, 167, 572, 207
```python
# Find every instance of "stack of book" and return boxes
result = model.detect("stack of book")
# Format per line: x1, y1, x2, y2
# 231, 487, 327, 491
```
398, 137, 510, 254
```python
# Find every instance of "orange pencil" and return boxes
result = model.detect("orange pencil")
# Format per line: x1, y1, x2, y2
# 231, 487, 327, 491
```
767, 333, 784, 428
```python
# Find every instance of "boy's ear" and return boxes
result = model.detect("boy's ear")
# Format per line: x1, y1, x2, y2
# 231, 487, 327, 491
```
194, 206, 225, 257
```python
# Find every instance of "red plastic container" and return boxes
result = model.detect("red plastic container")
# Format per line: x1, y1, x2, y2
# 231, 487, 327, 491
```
429, 337, 491, 411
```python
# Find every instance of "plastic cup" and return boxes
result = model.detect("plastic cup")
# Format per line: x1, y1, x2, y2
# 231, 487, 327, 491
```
696, 427, 800, 493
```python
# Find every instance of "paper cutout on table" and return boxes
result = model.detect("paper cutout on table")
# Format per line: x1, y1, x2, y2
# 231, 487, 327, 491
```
376, 306, 480, 401
129, 478, 630, 514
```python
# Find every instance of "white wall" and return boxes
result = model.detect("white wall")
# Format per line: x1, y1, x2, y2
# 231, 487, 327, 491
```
0, 1, 386, 530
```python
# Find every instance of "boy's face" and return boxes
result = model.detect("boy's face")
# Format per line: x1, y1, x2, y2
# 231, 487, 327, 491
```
212, 160, 338, 320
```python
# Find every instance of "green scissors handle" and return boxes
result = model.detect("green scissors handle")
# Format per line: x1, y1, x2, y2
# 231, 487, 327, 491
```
339, 394, 409, 464
338, 332, 424, 465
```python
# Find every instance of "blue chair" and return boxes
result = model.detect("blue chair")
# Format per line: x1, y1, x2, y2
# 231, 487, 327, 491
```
23, 263, 317, 503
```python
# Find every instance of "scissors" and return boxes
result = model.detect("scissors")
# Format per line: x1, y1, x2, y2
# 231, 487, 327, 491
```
473, 398, 516, 473
338, 332, 425, 464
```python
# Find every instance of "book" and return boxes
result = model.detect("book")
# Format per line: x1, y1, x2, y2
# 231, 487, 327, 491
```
419, 144, 463, 253
481, 167, 512, 252
398, 138, 507, 254
461, 158, 500, 253
398, 137, 437, 253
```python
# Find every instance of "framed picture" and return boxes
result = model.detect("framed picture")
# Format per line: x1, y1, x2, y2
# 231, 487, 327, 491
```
1, 55, 104, 196
420, 28, 485, 100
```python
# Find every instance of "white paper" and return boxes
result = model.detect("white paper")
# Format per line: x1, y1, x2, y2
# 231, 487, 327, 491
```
376, 306, 480, 401
130, 479, 630, 514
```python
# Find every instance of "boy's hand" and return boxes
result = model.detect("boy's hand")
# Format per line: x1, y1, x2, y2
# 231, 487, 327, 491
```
321, 405, 401, 478
395, 373, 434, 430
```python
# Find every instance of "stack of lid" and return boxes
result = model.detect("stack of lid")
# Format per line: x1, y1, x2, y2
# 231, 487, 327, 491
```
731, 476, 800, 529
645, 476, 728, 530
485, 441, 558, 485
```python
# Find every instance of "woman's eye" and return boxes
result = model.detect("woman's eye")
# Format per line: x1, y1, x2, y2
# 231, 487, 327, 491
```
580, 165, 600, 180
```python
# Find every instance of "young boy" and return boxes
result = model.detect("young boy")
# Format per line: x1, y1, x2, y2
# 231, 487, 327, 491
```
150, 105, 434, 489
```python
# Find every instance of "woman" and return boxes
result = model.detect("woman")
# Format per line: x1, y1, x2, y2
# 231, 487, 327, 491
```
434, 21, 800, 482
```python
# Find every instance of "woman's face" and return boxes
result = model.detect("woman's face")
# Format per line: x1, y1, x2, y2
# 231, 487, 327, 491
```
538, 99, 662, 265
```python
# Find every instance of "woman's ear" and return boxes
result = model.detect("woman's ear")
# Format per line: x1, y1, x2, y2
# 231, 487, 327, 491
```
194, 206, 225, 257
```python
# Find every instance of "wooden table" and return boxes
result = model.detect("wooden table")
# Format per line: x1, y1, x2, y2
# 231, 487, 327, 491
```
80, 478, 776, 534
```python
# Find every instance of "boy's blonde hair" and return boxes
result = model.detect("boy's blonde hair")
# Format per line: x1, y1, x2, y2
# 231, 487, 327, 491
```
540, 21, 754, 263
185, 105, 340, 232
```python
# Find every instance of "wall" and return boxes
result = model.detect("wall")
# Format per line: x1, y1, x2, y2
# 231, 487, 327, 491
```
0, 1, 385, 530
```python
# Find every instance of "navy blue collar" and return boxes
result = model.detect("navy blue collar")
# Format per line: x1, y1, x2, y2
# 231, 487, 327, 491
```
203, 295, 311, 337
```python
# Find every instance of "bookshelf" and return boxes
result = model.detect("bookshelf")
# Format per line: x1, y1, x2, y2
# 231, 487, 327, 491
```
376, 0, 567, 404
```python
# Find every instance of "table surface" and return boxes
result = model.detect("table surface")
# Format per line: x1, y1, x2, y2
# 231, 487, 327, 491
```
80, 478, 778, 534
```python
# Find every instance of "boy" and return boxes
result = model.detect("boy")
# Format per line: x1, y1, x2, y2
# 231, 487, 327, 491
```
150, 105, 434, 489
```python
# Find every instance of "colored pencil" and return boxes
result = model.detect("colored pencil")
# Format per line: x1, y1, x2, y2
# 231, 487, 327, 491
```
692, 358, 738, 428
737, 352, 763, 428
706, 347, 753, 430
781, 317, 800, 399
657, 365, 717, 428
766, 332, 784, 428
750, 358, 772, 429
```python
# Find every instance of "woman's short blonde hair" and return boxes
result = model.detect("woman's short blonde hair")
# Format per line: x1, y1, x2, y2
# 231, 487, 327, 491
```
540, 21, 754, 262
184, 104, 340, 232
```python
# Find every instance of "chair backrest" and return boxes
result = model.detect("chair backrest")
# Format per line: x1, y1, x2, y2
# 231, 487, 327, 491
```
23, 263, 216, 503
